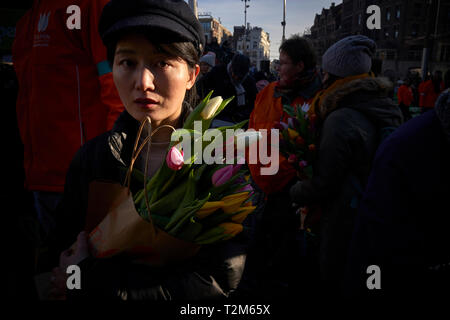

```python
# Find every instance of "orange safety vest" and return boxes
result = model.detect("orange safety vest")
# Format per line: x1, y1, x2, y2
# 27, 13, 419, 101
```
13, 0, 124, 193
248, 82, 315, 195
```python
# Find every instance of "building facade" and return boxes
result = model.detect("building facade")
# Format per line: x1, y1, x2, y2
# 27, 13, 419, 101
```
308, 0, 450, 79
235, 25, 270, 71
198, 13, 232, 45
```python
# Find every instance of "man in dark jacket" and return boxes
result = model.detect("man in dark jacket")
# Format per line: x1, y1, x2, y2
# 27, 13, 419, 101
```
345, 80, 450, 299
197, 53, 257, 125
289, 35, 403, 296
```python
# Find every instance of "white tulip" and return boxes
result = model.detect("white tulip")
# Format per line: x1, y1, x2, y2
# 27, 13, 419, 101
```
200, 96, 223, 120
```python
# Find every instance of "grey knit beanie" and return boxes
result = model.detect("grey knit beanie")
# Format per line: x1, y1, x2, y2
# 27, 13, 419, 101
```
322, 35, 376, 78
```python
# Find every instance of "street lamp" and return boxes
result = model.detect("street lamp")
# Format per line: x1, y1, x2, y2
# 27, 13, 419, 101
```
281, 0, 286, 43
242, 0, 250, 54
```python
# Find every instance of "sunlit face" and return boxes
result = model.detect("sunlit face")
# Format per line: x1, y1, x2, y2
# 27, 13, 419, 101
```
113, 34, 199, 127
278, 50, 304, 87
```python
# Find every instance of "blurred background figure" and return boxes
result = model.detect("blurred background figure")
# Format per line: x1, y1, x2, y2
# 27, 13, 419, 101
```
397, 77, 413, 121
253, 70, 270, 92
197, 53, 257, 126
12, 0, 123, 270
346, 67, 450, 300
197, 51, 215, 81
419, 70, 444, 114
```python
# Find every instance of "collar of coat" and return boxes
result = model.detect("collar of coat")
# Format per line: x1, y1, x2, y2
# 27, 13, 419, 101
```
316, 76, 393, 120
107, 106, 193, 167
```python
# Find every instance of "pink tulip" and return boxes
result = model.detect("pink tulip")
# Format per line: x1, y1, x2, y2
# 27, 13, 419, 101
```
212, 165, 234, 186
288, 117, 295, 129
287, 154, 297, 164
273, 121, 288, 130
238, 183, 254, 193
166, 146, 184, 171
232, 164, 243, 175
298, 160, 308, 168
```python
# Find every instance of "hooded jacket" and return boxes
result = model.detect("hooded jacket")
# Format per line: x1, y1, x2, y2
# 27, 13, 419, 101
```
52, 110, 250, 300
290, 76, 403, 292
12, 0, 123, 193
345, 89, 450, 298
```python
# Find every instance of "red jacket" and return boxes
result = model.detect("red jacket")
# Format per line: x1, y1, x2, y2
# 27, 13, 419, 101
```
419, 80, 444, 108
13, 0, 123, 193
248, 82, 316, 195
397, 84, 413, 106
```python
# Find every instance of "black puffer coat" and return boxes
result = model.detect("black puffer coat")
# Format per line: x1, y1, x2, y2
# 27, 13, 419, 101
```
51, 110, 251, 300
289, 77, 403, 293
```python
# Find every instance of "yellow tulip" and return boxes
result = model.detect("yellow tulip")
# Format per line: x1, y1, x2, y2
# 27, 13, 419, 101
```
219, 222, 244, 238
221, 191, 250, 202
231, 206, 256, 223
287, 128, 299, 139
196, 201, 225, 219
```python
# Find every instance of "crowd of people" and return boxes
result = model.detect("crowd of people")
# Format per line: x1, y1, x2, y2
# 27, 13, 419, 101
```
6, 0, 449, 302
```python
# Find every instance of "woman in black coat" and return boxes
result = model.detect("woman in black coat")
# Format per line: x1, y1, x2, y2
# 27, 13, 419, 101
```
289, 35, 403, 295
48, 0, 250, 300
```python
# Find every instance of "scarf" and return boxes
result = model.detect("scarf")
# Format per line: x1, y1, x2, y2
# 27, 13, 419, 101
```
227, 62, 248, 107
310, 73, 373, 120
275, 68, 320, 103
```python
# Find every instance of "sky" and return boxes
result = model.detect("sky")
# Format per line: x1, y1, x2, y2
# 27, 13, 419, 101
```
194, 0, 341, 60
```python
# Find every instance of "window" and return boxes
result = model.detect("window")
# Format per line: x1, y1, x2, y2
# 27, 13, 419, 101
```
386, 50, 396, 60
201, 22, 210, 32
394, 26, 399, 38
413, 3, 421, 17
385, 28, 390, 39
253, 41, 258, 49
358, 13, 362, 25
440, 45, 450, 62
407, 50, 422, 61
386, 9, 391, 21
411, 24, 419, 37
396, 7, 400, 19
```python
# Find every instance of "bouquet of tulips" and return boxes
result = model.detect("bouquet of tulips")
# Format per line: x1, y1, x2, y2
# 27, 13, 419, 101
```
275, 103, 318, 180
85, 92, 259, 264
128, 91, 257, 245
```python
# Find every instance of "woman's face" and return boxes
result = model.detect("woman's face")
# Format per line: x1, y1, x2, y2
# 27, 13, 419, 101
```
278, 50, 304, 87
113, 34, 199, 126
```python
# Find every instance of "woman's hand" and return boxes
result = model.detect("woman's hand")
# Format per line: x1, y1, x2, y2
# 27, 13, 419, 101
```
59, 231, 90, 271
49, 231, 90, 300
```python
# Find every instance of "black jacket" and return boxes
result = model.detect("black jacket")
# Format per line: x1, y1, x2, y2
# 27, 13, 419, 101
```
289, 77, 403, 293
196, 64, 257, 124
52, 111, 250, 300
346, 90, 450, 299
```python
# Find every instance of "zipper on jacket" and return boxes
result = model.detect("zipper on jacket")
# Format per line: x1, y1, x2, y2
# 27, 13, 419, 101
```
76, 64, 84, 146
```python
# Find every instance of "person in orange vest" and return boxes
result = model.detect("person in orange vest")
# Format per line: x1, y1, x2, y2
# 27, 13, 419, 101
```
419, 70, 444, 114
397, 78, 413, 121
243, 35, 322, 299
12, 0, 123, 242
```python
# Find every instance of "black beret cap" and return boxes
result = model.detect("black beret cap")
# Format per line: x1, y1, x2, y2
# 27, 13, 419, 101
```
99, 0, 205, 55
